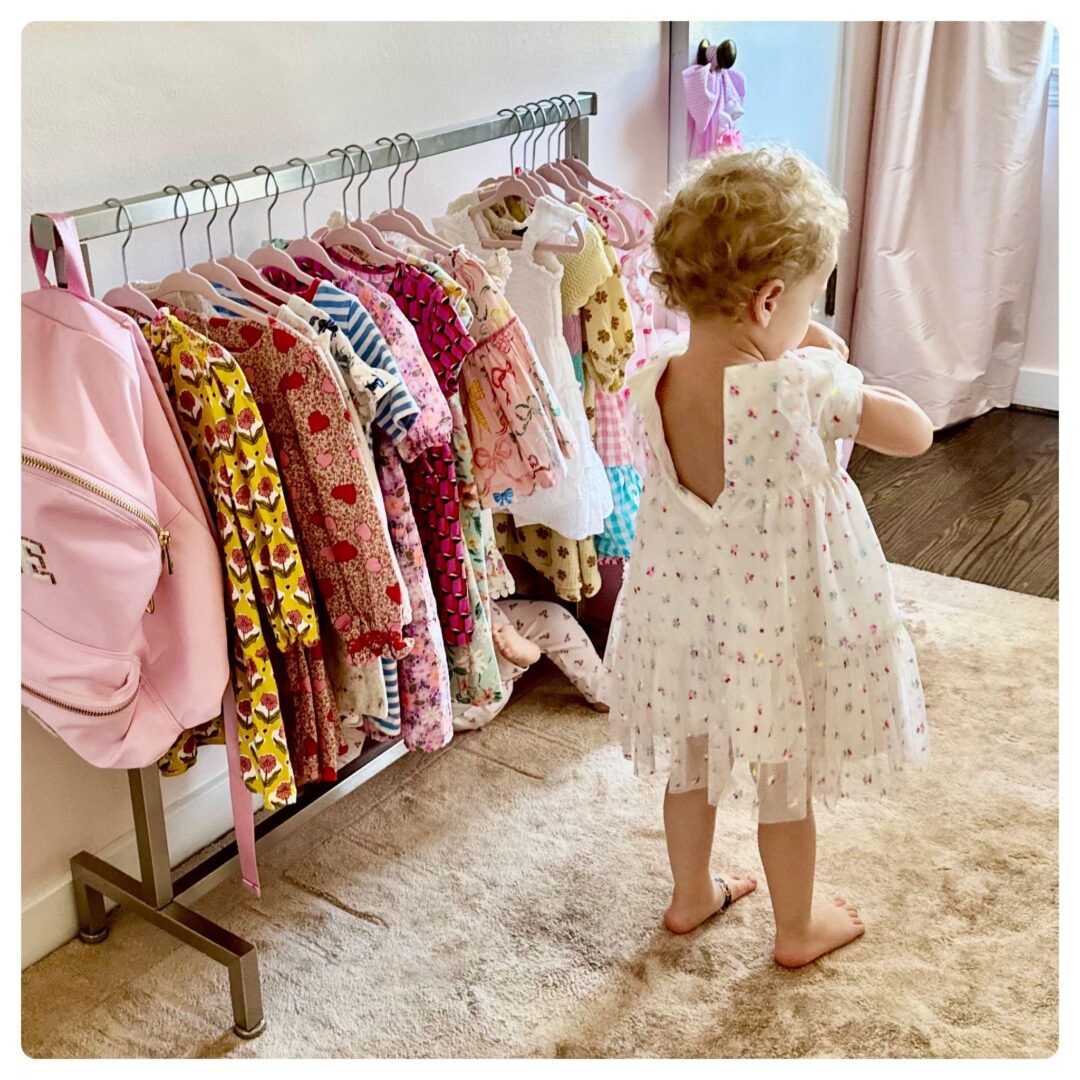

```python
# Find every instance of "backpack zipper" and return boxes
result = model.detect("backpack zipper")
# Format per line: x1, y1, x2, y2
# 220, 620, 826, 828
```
22, 453, 173, 574
22, 680, 140, 717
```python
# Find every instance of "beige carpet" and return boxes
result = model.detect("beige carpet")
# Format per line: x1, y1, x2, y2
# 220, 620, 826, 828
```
22, 566, 1058, 1058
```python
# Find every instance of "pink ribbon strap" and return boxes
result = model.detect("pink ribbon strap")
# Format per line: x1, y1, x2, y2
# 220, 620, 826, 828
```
221, 689, 261, 897
28, 212, 92, 299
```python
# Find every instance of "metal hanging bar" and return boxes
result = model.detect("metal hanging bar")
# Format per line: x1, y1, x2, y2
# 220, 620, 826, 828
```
30, 91, 597, 252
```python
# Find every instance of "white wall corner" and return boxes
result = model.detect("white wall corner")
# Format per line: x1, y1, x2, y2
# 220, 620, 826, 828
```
1012, 368, 1059, 412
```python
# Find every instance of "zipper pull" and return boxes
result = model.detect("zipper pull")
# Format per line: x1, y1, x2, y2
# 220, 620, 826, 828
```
159, 529, 173, 574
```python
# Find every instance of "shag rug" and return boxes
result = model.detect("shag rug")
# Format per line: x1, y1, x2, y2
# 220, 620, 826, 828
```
22, 566, 1058, 1058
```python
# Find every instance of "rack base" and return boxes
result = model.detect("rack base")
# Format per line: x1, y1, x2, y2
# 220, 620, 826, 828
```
71, 849, 265, 1037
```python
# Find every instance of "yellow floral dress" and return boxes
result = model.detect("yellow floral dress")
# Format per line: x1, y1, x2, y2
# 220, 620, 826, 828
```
139, 310, 319, 808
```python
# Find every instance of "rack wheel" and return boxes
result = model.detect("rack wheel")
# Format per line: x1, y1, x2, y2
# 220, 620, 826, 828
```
233, 1019, 266, 1040
78, 926, 109, 945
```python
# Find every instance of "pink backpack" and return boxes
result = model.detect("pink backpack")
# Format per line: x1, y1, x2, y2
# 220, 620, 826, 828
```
22, 212, 230, 763
22, 216, 263, 893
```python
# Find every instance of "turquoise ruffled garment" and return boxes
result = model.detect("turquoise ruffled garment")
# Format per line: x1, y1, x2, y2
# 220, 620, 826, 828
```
596, 464, 643, 561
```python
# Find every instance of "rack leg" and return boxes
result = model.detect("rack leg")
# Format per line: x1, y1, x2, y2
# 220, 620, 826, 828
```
68, 851, 266, 1037
228, 947, 266, 1039
71, 860, 108, 944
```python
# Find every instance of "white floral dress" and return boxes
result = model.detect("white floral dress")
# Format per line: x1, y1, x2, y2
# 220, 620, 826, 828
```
602, 337, 929, 823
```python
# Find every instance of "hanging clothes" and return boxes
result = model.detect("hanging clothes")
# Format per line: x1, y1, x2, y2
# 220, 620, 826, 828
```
326, 248, 507, 707
435, 192, 612, 539
373, 429, 454, 751
275, 299, 405, 742
431, 246, 574, 510
320, 253, 478, 650
311, 271, 456, 749
446, 393, 505, 706
580, 229, 638, 563
172, 310, 410, 663
482, 197, 612, 537
134, 308, 310, 807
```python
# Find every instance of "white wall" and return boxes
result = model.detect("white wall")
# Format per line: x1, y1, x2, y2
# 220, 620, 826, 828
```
21, 20, 669, 967
1014, 74, 1058, 410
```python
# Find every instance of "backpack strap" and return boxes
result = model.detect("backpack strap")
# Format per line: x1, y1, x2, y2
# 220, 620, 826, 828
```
29, 212, 92, 300
221, 688, 261, 897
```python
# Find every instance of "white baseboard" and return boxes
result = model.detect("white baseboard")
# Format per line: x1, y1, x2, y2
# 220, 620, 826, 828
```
1013, 367, 1059, 411
21, 765, 236, 969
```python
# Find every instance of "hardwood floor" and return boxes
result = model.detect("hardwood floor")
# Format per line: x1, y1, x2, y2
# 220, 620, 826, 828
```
848, 407, 1058, 599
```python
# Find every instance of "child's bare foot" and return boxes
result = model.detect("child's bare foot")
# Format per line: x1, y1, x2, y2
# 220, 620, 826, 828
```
773, 897, 866, 967
663, 873, 757, 934
492, 622, 541, 667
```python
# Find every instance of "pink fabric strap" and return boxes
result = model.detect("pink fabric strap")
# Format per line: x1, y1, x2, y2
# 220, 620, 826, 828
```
221, 689, 261, 897
28, 212, 92, 299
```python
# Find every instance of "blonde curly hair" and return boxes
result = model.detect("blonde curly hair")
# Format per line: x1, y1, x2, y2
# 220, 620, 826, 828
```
650, 145, 849, 319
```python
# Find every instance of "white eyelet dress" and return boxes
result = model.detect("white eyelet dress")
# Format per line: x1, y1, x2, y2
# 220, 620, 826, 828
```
602, 337, 929, 824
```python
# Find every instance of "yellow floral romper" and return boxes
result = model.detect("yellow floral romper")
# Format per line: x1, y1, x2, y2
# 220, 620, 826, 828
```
139, 310, 319, 808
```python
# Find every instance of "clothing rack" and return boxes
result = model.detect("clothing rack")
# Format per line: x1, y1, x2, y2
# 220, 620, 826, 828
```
33, 90, 597, 1040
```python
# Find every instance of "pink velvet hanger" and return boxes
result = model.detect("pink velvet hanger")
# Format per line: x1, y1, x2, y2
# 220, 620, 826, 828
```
245, 166, 315, 286
316, 145, 402, 269
100, 198, 159, 319
556, 93, 654, 222
280, 157, 348, 274
480, 106, 547, 198
146, 186, 268, 322
366, 135, 454, 256
200, 174, 295, 304
187, 179, 278, 314
540, 97, 637, 250
468, 178, 585, 255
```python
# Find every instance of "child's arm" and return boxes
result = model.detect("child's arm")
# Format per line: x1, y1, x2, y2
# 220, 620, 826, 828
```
856, 386, 934, 457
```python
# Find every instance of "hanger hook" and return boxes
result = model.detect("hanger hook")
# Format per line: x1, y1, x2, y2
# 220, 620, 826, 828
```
210, 174, 240, 256
558, 93, 578, 158
522, 102, 543, 170
252, 165, 278, 244
104, 197, 135, 284
375, 137, 402, 210
190, 179, 218, 261
561, 93, 582, 159
533, 100, 557, 168
328, 148, 356, 219
162, 184, 191, 268
343, 143, 373, 218
548, 98, 565, 163
504, 106, 526, 173
535, 100, 557, 168
286, 157, 316, 236
394, 133, 421, 208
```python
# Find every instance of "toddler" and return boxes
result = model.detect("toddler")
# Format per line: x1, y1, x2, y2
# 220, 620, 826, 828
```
601, 147, 933, 967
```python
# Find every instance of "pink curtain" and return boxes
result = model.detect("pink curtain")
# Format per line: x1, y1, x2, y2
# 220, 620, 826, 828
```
850, 22, 1053, 429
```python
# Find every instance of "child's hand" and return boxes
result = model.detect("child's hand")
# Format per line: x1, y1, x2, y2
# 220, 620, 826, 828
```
801, 320, 849, 360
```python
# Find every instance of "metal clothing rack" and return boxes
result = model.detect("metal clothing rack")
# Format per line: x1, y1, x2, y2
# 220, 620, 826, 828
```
34, 90, 597, 1040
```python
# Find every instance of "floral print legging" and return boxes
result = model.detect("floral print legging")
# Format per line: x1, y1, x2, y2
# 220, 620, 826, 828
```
451, 600, 605, 729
